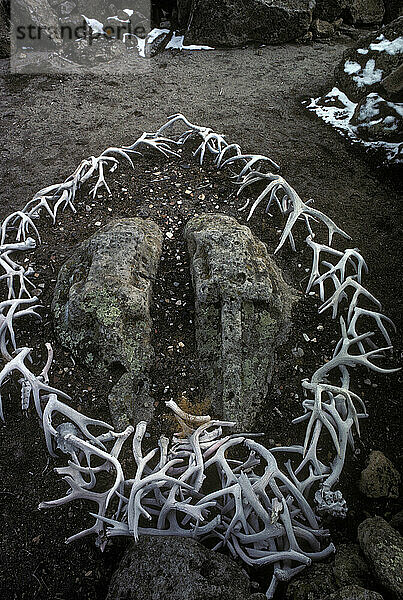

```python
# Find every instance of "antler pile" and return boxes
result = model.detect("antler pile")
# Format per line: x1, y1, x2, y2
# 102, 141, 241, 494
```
40, 398, 335, 598
0, 114, 397, 597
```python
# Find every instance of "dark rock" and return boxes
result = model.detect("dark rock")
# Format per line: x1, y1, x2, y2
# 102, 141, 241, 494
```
382, 62, 403, 99
333, 543, 372, 588
338, 24, 362, 40
285, 561, 338, 600
358, 516, 403, 599
177, 0, 192, 30
52, 218, 162, 429
312, 18, 336, 39
106, 536, 253, 600
335, 17, 403, 102
185, 214, 296, 431
314, 0, 348, 22
0, 0, 9, 58
384, 1, 403, 24
390, 511, 403, 535
328, 585, 384, 600
13, 0, 62, 45
348, 0, 385, 25
358, 450, 401, 496
180, 0, 315, 47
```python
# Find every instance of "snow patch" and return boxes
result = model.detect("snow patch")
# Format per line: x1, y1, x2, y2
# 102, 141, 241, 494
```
305, 88, 402, 164
354, 59, 383, 88
369, 36, 403, 55
357, 48, 368, 55
81, 15, 105, 35
344, 60, 361, 75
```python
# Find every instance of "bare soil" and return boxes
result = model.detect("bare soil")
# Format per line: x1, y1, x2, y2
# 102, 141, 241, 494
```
0, 40, 401, 599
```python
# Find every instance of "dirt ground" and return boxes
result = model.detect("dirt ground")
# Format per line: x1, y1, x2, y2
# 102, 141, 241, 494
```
0, 40, 401, 599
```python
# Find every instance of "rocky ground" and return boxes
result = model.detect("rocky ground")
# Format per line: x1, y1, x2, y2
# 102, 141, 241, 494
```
0, 37, 401, 599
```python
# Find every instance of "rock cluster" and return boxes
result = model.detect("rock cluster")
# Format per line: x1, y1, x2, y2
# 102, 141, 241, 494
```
52, 218, 162, 430
185, 213, 295, 430
307, 16, 403, 166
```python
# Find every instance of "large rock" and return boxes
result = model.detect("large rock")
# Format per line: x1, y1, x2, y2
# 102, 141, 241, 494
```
358, 516, 403, 599
348, 0, 385, 25
333, 543, 372, 588
106, 536, 253, 600
328, 586, 384, 600
335, 17, 403, 102
52, 218, 162, 430
359, 450, 401, 497
12, 0, 62, 45
180, 0, 315, 47
185, 214, 296, 431
314, 1, 348, 22
381, 61, 403, 99
384, 1, 403, 24
285, 562, 338, 600
0, 0, 9, 58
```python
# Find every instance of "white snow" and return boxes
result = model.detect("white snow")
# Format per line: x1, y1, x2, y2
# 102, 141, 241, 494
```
305, 87, 402, 165
344, 60, 361, 74
356, 93, 380, 122
82, 15, 105, 35
107, 15, 131, 23
344, 59, 383, 88
357, 48, 368, 55
369, 36, 403, 55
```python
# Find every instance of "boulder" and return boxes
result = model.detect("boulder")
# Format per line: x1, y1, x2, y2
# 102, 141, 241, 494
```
348, 0, 385, 25
328, 586, 384, 600
12, 0, 62, 45
180, 0, 315, 47
314, 1, 348, 22
350, 92, 403, 142
312, 18, 336, 39
185, 214, 296, 432
381, 62, 403, 98
106, 536, 253, 600
0, 0, 9, 58
384, 1, 403, 24
335, 17, 403, 102
52, 218, 162, 430
358, 450, 401, 497
333, 543, 372, 588
390, 510, 403, 535
358, 516, 403, 599
285, 562, 338, 600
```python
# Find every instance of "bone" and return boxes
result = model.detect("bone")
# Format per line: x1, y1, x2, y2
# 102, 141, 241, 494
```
0, 114, 397, 598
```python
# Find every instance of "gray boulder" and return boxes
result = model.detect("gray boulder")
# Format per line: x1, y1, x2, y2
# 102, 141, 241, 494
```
106, 536, 253, 600
359, 450, 401, 497
333, 543, 372, 588
358, 516, 403, 599
328, 586, 384, 600
185, 214, 296, 432
52, 218, 162, 430
13, 0, 62, 45
179, 0, 315, 47
390, 510, 403, 535
0, 0, 9, 58
335, 17, 403, 102
314, 1, 348, 22
285, 561, 338, 600
381, 62, 403, 99
384, 1, 403, 24
348, 0, 385, 25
